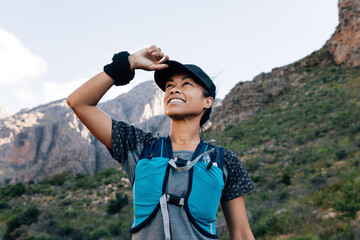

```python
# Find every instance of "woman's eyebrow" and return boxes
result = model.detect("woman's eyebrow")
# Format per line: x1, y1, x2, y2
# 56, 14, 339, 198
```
182, 76, 193, 81
167, 76, 193, 82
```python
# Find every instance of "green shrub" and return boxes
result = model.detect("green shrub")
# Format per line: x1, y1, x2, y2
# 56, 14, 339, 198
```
284, 233, 318, 240
309, 175, 327, 190
335, 150, 347, 160
90, 228, 112, 240
4, 206, 40, 238
106, 192, 128, 215
0, 200, 10, 209
5, 215, 22, 237
0, 182, 26, 198
245, 158, 260, 172
253, 215, 276, 237
22, 206, 40, 225
64, 208, 78, 218
107, 222, 122, 236
278, 190, 289, 201
251, 175, 265, 183
49, 172, 70, 186
59, 223, 74, 236
332, 177, 360, 217
281, 173, 291, 186
27, 232, 60, 240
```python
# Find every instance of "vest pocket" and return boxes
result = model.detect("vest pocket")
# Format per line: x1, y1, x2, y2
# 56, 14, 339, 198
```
187, 162, 224, 233
132, 157, 168, 228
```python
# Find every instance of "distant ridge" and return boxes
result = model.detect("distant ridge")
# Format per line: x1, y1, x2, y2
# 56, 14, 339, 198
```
0, 81, 169, 185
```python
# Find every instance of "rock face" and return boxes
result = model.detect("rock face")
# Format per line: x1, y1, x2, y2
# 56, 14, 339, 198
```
211, 0, 359, 130
211, 49, 333, 130
326, 0, 360, 66
0, 81, 169, 185
99, 81, 169, 134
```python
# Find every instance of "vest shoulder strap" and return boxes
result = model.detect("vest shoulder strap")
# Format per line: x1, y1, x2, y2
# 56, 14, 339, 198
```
139, 137, 163, 159
205, 143, 225, 171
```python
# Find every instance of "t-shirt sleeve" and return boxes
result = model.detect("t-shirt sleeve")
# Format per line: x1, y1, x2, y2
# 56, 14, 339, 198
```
108, 119, 153, 164
221, 149, 255, 202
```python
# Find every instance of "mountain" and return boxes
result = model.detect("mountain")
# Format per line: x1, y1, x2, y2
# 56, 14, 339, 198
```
211, 0, 360, 130
0, 107, 12, 119
0, 81, 169, 186
207, 0, 360, 239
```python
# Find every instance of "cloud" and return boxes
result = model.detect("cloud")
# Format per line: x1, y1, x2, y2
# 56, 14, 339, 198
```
0, 28, 47, 86
43, 78, 134, 104
13, 86, 38, 105
43, 79, 86, 103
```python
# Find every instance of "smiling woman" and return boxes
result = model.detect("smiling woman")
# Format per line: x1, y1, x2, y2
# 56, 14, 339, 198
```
67, 45, 255, 240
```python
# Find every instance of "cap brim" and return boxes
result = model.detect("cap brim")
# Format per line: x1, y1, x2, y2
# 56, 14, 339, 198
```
154, 60, 196, 91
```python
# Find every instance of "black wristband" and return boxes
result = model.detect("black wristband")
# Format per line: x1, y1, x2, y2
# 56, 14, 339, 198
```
103, 51, 135, 86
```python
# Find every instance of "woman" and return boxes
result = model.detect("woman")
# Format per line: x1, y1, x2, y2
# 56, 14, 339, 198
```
67, 45, 255, 240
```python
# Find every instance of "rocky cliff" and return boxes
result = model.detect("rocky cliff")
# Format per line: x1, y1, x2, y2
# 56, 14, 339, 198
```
211, 48, 333, 130
211, 0, 360, 130
326, 0, 360, 66
0, 81, 169, 185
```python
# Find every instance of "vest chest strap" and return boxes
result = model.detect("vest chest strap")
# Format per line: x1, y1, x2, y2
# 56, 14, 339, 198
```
168, 148, 215, 172
166, 193, 185, 206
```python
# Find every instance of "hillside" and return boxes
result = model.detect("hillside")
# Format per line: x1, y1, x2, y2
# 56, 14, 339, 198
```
209, 47, 360, 239
206, 0, 360, 238
0, 169, 134, 239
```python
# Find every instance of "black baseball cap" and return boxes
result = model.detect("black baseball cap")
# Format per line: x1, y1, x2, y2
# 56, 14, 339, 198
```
154, 60, 216, 98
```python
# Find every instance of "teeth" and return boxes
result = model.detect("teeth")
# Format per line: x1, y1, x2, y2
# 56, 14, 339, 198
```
169, 99, 184, 103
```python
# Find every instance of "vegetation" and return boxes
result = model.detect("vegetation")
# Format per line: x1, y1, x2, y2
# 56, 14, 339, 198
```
0, 169, 133, 239
207, 49, 360, 239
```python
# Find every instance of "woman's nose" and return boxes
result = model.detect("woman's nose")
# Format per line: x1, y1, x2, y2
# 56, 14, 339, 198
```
170, 86, 181, 94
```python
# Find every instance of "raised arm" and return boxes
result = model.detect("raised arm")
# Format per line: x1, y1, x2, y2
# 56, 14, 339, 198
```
66, 45, 169, 149
221, 196, 255, 240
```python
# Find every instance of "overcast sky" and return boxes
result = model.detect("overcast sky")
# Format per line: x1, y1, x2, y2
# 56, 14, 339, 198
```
0, 0, 339, 114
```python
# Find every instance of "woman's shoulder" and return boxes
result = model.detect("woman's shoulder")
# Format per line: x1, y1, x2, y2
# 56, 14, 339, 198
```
222, 148, 239, 159
213, 146, 247, 171
111, 118, 158, 151
205, 143, 239, 161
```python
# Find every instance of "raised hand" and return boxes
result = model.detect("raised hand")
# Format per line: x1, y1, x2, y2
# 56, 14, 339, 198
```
129, 45, 169, 71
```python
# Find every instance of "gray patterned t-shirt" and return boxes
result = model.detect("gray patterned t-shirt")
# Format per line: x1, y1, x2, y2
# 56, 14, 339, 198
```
109, 119, 254, 239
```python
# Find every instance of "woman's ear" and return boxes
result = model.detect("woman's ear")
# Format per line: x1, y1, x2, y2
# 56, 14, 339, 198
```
204, 97, 214, 109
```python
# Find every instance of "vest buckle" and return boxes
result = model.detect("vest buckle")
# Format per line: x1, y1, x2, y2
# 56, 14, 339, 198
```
166, 193, 184, 206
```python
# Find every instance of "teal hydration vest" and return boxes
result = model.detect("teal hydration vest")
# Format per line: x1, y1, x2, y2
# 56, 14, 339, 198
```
129, 137, 225, 239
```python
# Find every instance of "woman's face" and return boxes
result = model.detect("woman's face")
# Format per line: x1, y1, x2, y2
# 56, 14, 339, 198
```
163, 73, 213, 122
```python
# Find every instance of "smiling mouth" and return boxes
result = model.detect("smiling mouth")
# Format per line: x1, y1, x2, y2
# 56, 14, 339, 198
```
168, 98, 185, 104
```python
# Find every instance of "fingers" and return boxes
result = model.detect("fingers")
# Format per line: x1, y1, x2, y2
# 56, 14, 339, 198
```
147, 45, 167, 63
153, 63, 169, 70
159, 55, 170, 64
143, 45, 169, 71
153, 55, 170, 70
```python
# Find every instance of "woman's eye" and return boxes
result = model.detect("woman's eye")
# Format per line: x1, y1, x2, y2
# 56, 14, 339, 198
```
184, 82, 192, 86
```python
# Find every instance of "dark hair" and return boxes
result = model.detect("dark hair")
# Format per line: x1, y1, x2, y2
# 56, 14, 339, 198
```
200, 88, 214, 127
